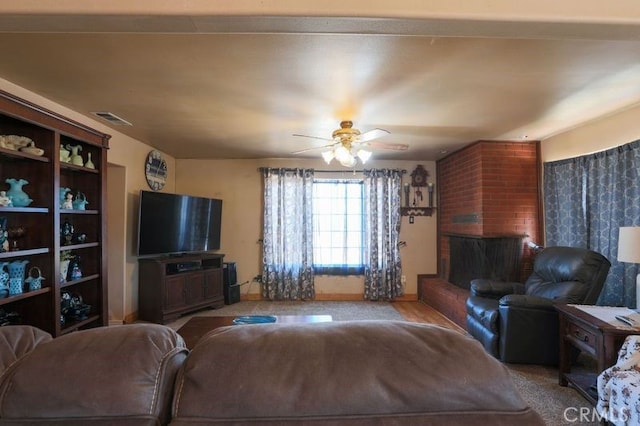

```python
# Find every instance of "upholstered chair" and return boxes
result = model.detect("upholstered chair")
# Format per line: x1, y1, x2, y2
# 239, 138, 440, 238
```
466, 246, 611, 365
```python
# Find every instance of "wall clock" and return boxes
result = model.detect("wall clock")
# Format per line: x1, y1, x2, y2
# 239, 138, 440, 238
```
410, 164, 429, 187
145, 150, 167, 191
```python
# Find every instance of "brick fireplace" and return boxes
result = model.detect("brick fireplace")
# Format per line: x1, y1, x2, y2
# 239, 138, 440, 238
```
419, 140, 541, 328
447, 234, 523, 290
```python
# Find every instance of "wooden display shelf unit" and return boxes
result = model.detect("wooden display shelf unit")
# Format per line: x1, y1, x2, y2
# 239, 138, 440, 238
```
0, 90, 110, 336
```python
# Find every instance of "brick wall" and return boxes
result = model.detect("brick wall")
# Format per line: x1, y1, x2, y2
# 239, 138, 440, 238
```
436, 140, 541, 282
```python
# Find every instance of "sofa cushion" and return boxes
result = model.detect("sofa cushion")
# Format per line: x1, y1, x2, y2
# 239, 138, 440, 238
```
0, 324, 188, 425
0, 325, 52, 375
171, 320, 543, 425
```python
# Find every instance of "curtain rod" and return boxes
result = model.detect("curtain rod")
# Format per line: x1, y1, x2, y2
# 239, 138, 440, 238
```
257, 167, 406, 174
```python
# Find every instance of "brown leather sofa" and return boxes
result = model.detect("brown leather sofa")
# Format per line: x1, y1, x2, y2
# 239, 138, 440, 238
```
0, 321, 544, 425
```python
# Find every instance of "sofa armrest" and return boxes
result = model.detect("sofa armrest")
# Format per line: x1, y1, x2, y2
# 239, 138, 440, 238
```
470, 279, 525, 299
498, 295, 560, 364
0, 323, 188, 425
499, 294, 557, 311
0, 325, 52, 375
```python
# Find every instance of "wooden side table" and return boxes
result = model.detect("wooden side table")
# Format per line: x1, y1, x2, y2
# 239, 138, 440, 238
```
556, 304, 640, 404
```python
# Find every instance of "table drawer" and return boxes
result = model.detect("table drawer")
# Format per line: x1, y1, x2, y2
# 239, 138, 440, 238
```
566, 322, 597, 352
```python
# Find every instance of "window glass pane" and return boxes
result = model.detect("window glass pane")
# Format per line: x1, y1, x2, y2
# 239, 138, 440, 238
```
312, 179, 364, 275
346, 214, 362, 231
314, 202, 333, 215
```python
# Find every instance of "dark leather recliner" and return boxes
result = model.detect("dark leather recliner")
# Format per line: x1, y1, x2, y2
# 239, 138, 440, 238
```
466, 246, 611, 365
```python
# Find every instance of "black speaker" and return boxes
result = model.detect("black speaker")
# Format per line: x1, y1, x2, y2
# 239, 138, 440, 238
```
223, 262, 237, 286
223, 262, 240, 305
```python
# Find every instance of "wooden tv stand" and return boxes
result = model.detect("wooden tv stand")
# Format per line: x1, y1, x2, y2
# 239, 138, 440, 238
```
138, 253, 225, 324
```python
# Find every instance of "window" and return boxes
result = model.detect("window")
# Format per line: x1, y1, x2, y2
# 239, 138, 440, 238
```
312, 179, 364, 275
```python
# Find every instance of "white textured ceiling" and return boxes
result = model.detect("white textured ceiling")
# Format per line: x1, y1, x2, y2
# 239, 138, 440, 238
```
1, 3, 640, 160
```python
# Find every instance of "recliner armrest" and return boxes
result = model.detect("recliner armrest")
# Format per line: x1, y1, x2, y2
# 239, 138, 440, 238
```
470, 279, 525, 299
499, 294, 557, 311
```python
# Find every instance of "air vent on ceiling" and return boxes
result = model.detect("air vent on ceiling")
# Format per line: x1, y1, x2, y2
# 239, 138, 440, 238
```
91, 111, 132, 126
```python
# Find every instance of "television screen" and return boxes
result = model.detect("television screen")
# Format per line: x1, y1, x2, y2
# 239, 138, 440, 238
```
137, 190, 222, 257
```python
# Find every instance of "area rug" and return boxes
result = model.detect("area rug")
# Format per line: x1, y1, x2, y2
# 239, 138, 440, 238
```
508, 362, 599, 425
167, 301, 596, 425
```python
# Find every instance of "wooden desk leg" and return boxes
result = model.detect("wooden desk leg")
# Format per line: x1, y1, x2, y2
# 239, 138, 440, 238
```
558, 314, 570, 386
601, 334, 618, 373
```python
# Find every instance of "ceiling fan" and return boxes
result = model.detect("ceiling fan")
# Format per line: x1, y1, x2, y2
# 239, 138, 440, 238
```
291, 120, 409, 167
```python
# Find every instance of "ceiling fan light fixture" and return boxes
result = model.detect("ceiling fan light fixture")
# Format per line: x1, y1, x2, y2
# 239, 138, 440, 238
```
321, 150, 335, 164
334, 145, 351, 163
356, 149, 372, 163
338, 154, 357, 168
321, 144, 372, 167
293, 120, 401, 167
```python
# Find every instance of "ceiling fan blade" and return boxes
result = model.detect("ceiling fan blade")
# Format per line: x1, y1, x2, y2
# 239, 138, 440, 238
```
366, 141, 409, 151
358, 128, 390, 142
291, 143, 336, 154
292, 134, 335, 142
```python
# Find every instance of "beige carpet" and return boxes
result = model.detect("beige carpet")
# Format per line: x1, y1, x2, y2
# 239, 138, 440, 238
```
168, 301, 597, 425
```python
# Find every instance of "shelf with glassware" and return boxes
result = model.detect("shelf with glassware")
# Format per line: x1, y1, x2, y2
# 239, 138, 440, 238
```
0, 89, 109, 335
58, 139, 106, 334
0, 132, 54, 329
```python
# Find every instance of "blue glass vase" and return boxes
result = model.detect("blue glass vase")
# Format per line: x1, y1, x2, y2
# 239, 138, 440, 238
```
5, 178, 32, 207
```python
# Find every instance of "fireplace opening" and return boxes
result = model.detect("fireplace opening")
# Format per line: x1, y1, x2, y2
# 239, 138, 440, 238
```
448, 235, 523, 289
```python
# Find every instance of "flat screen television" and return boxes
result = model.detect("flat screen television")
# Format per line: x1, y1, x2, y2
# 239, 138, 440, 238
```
136, 190, 222, 257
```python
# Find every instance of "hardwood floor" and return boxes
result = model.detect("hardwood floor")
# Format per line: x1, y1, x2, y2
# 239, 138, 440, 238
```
392, 301, 466, 333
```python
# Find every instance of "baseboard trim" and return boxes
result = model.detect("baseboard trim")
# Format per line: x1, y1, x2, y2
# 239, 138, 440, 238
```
241, 293, 418, 302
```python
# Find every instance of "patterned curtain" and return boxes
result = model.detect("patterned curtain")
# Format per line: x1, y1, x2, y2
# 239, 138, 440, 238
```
543, 140, 640, 306
362, 169, 404, 300
261, 168, 315, 300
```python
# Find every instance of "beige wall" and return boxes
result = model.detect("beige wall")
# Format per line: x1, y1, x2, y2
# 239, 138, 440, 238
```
176, 158, 437, 299
541, 103, 640, 161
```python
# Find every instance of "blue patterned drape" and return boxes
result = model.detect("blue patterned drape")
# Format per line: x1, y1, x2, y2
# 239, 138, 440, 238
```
543, 140, 640, 306
261, 168, 315, 300
362, 169, 404, 301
